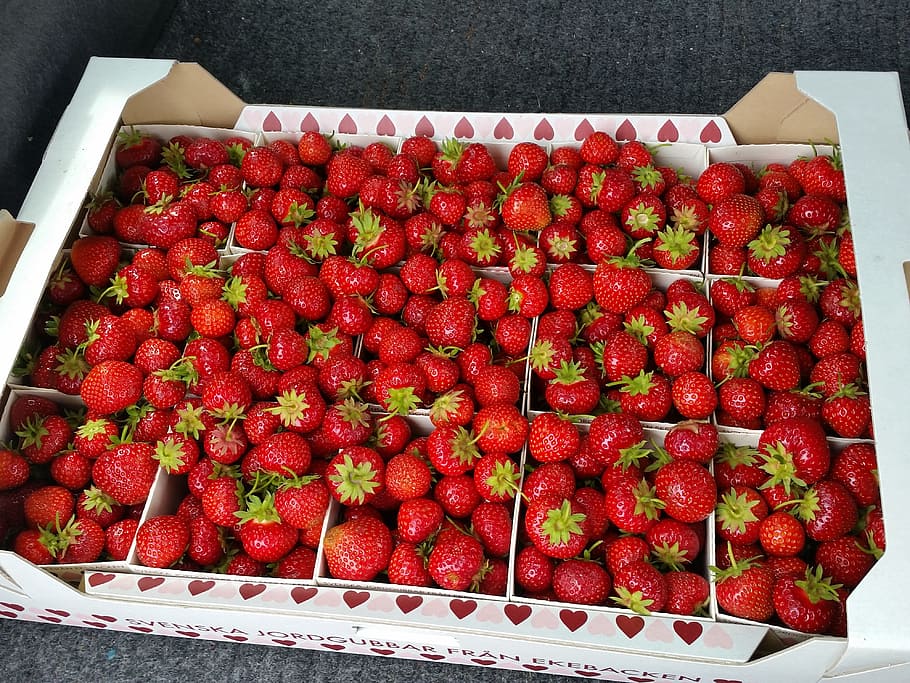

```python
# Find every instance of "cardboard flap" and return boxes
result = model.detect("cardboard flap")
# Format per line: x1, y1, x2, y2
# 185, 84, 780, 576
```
121, 62, 245, 128
0, 211, 35, 298
723, 72, 839, 144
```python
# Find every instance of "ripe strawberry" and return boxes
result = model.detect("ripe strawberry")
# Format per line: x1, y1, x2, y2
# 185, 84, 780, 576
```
670, 371, 717, 420
830, 443, 879, 506
235, 493, 298, 563
815, 535, 877, 589
524, 497, 588, 559
70, 235, 121, 288
80, 360, 143, 415
696, 162, 745, 204
91, 442, 158, 506
715, 486, 768, 546
611, 559, 668, 614
0, 450, 30, 491
713, 548, 775, 621
654, 459, 716, 523
326, 446, 385, 506
323, 516, 393, 581
663, 420, 718, 464
758, 416, 830, 493
664, 570, 711, 616
471, 501, 513, 558
709, 194, 764, 247
499, 181, 552, 231
797, 479, 858, 543
135, 515, 190, 568
23, 485, 74, 529
758, 510, 805, 557
553, 558, 612, 606
821, 384, 871, 438
427, 526, 486, 591
773, 565, 842, 633
593, 253, 652, 314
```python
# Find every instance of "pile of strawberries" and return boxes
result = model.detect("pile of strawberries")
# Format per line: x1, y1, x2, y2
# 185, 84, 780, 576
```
0, 123, 883, 636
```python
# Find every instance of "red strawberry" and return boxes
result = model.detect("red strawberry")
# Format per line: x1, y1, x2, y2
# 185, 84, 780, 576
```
235, 493, 298, 563
326, 446, 385, 506
92, 442, 158, 506
593, 253, 652, 314
758, 416, 830, 493
80, 361, 143, 415
773, 565, 842, 633
713, 547, 775, 621
611, 559, 668, 614
115, 127, 162, 169
664, 570, 711, 616
524, 497, 588, 559
553, 558, 612, 605
427, 527, 485, 591
323, 516, 393, 581
499, 181, 552, 231
696, 162, 745, 205
709, 194, 764, 247
654, 459, 716, 523
70, 236, 121, 288
135, 515, 190, 568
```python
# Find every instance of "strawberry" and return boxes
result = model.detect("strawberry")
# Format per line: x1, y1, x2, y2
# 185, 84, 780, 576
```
524, 497, 588, 559
471, 501, 513, 558
717, 377, 766, 424
733, 304, 777, 345
815, 535, 877, 589
0, 450, 30, 490
696, 162, 744, 203
662, 420, 718, 464
92, 442, 158, 506
528, 412, 580, 463
654, 459, 716, 523
670, 371, 717, 420
326, 446, 385, 506
553, 558, 612, 606
604, 473, 663, 535
593, 253, 652, 314
715, 486, 768, 546
23, 485, 74, 529
427, 526, 486, 591
611, 559, 668, 615
709, 194, 764, 247
800, 151, 846, 203
797, 479, 858, 543
830, 443, 879, 506
747, 224, 806, 279
80, 360, 143, 415
758, 416, 830, 493
773, 565, 842, 633
50, 516, 107, 564
135, 515, 190, 568
821, 384, 871, 438
543, 360, 601, 414
235, 493, 298, 563
664, 570, 711, 616
70, 235, 121, 288
115, 127, 162, 169
499, 181, 552, 231
713, 547, 775, 621
323, 516, 393, 581
758, 510, 805, 557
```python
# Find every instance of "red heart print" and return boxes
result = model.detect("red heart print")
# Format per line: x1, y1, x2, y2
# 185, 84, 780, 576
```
574, 118, 595, 141
700, 120, 723, 143
291, 587, 318, 604
239, 583, 266, 600
91, 614, 117, 622
1, 603, 24, 612
300, 112, 319, 132
449, 599, 477, 619
371, 648, 395, 656
82, 621, 108, 629
396, 595, 422, 614
262, 111, 282, 132
338, 114, 357, 134
88, 573, 115, 587
130, 626, 152, 633
273, 639, 296, 647
616, 614, 645, 638
523, 665, 548, 672
494, 117, 514, 140
534, 118, 554, 140
471, 659, 496, 666
176, 630, 200, 638
454, 116, 475, 139
137, 577, 164, 592
224, 635, 247, 642
415, 115, 435, 137
504, 603, 532, 625
559, 609, 587, 632
657, 119, 679, 142
673, 620, 703, 644
343, 590, 370, 608
421, 654, 445, 661
321, 643, 345, 651
615, 118, 637, 141
376, 114, 396, 136
188, 580, 215, 596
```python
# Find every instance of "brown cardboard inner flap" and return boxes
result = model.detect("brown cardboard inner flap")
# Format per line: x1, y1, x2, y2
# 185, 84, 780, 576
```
723, 72, 839, 145
0, 211, 35, 297
121, 62, 245, 129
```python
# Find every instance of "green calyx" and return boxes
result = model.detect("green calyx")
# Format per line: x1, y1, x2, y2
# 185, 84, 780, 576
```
748, 224, 792, 262
327, 453, 382, 506
540, 499, 587, 547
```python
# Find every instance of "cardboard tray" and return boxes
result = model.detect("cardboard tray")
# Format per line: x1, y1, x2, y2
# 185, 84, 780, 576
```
1, 58, 909, 682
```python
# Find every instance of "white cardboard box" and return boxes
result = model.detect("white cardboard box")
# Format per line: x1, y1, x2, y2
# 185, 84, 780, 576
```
1, 59, 909, 682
